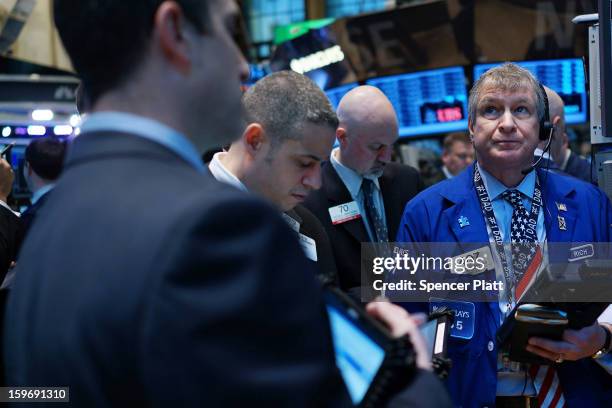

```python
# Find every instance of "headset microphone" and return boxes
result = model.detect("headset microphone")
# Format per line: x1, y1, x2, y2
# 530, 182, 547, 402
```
522, 127, 553, 174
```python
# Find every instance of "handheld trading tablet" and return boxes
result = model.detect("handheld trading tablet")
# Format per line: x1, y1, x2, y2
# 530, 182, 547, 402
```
324, 288, 416, 408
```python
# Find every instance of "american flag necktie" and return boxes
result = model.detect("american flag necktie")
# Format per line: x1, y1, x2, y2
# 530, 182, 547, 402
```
502, 189, 565, 408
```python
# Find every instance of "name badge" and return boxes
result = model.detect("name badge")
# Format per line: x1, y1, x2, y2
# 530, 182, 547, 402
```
298, 233, 318, 262
328, 201, 361, 225
569, 243, 594, 262
430, 298, 475, 340
450, 246, 495, 275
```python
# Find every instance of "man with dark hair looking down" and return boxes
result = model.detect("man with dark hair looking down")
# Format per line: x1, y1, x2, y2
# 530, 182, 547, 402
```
210, 69, 451, 408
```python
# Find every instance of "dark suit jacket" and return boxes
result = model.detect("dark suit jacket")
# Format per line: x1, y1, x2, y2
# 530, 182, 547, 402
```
535, 153, 596, 184
0, 203, 20, 386
0, 204, 21, 281
18, 190, 50, 240
4, 131, 351, 407
303, 161, 422, 294
565, 150, 594, 184
286, 205, 339, 287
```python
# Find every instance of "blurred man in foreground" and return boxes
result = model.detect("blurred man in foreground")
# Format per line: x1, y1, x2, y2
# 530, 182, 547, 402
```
5, 1, 449, 406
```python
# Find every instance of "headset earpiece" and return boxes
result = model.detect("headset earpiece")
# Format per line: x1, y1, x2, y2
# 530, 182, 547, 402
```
538, 83, 553, 141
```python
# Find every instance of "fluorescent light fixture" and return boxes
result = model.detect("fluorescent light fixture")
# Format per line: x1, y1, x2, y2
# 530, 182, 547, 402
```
1, 127, 11, 137
27, 125, 46, 136
31, 109, 54, 121
69, 114, 81, 127
54, 125, 73, 136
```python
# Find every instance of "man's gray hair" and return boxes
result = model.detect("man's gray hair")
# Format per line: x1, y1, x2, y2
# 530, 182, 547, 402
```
468, 62, 545, 127
242, 70, 338, 146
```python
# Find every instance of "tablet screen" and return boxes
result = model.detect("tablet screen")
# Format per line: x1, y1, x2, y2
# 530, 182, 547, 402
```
326, 304, 386, 404
420, 319, 447, 357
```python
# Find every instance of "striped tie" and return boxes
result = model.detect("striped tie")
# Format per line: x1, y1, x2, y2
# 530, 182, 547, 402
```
502, 190, 565, 407
529, 364, 566, 408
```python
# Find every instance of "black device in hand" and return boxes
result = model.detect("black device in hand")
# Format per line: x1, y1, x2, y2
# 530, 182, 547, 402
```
324, 287, 416, 408
497, 304, 568, 364
421, 307, 453, 378
0, 143, 15, 160
497, 260, 611, 364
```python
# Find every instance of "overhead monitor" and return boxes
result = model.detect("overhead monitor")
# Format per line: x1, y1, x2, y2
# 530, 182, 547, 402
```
325, 83, 358, 108
473, 59, 587, 125
365, 66, 469, 138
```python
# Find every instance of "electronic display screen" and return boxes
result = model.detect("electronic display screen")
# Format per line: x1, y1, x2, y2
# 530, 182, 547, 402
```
473, 59, 587, 124
0, 143, 30, 200
325, 83, 358, 108
420, 319, 438, 356
326, 304, 385, 404
420, 319, 447, 357
365, 66, 469, 137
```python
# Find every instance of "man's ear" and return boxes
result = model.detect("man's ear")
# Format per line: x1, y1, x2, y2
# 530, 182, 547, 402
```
336, 127, 347, 147
154, 1, 191, 74
243, 123, 266, 156
467, 120, 475, 143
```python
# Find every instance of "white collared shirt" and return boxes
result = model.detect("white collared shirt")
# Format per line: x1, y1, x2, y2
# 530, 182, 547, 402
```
208, 152, 248, 192
329, 148, 387, 241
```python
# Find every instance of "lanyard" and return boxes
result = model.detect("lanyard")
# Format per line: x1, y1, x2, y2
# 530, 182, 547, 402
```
473, 166, 542, 304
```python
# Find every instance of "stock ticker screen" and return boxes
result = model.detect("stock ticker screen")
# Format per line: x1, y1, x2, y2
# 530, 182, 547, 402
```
474, 59, 587, 125
365, 67, 469, 138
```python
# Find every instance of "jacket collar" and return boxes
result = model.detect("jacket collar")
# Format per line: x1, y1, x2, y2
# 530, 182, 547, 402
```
437, 163, 578, 243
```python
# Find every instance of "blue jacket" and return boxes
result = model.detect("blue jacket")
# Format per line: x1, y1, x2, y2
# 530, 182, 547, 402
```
396, 164, 612, 408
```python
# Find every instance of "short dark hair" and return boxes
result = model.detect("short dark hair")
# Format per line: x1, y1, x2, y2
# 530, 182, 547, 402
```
242, 71, 338, 146
25, 138, 67, 181
53, 0, 209, 104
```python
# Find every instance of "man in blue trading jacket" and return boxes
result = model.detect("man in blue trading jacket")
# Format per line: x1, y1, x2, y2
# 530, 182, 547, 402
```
396, 63, 612, 407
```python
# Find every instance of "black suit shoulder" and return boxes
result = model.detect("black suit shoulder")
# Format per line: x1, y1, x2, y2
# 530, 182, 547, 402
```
564, 151, 593, 183
0, 205, 21, 280
17, 191, 51, 256
379, 162, 423, 241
